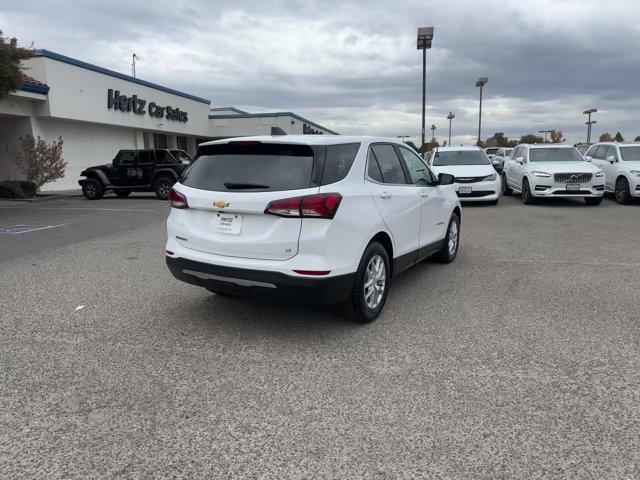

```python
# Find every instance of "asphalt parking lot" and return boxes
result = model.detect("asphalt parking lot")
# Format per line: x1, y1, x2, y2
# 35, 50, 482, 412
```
2, 193, 640, 478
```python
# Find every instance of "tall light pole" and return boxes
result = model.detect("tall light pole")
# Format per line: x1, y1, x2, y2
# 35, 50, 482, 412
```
583, 108, 597, 143
131, 53, 140, 78
417, 27, 434, 150
430, 124, 437, 141
539, 129, 551, 142
475, 77, 488, 146
447, 112, 455, 146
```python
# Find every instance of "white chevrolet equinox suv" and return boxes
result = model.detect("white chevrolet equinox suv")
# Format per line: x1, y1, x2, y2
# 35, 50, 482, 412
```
502, 144, 605, 205
166, 135, 462, 323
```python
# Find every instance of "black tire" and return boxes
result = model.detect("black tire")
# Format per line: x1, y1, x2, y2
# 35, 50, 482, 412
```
501, 173, 513, 196
82, 178, 105, 200
339, 241, 390, 324
435, 213, 460, 263
521, 178, 535, 205
585, 196, 603, 206
114, 189, 132, 198
614, 177, 632, 204
154, 176, 174, 200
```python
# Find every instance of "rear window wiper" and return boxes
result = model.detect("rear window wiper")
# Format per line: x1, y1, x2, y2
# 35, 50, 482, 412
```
223, 182, 270, 189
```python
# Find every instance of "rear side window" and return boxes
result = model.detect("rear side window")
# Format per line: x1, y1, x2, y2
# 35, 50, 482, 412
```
138, 151, 154, 165
321, 143, 360, 185
370, 145, 407, 184
183, 143, 315, 192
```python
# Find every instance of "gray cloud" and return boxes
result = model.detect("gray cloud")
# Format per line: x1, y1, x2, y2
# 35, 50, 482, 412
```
2, 0, 639, 144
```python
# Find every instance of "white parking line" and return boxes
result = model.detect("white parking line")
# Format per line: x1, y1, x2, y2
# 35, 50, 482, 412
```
0, 223, 68, 234
0, 206, 156, 212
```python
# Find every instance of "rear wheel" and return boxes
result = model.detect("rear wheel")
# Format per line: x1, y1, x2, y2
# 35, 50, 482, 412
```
614, 177, 632, 204
154, 176, 173, 200
340, 241, 390, 323
501, 173, 513, 196
82, 178, 104, 200
585, 196, 603, 206
521, 178, 535, 205
114, 189, 132, 198
435, 213, 460, 263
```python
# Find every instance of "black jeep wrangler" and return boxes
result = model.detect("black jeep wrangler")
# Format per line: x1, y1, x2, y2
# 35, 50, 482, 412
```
78, 149, 192, 200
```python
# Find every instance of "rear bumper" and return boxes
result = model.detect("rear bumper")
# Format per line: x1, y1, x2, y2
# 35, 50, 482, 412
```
166, 256, 355, 305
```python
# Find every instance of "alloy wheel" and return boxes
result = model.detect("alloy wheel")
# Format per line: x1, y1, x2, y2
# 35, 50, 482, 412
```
448, 220, 459, 257
364, 254, 386, 310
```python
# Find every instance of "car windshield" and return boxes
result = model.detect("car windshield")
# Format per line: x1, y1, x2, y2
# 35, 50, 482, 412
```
529, 148, 583, 162
432, 150, 490, 166
182, 142, 316, 192
504, 149, 512, 156
620, 146, 640, 161
485, 148, 499, 154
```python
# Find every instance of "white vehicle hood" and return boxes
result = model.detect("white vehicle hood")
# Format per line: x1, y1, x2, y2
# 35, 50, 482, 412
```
430, 164, 496, 177
528, 161, 600, 173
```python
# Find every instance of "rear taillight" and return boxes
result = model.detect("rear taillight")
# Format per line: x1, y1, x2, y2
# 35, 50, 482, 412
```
169, 188, 189, 209
265, 193, 342, 219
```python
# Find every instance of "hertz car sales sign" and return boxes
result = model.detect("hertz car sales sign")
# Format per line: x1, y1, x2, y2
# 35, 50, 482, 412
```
107, 89, 188, 123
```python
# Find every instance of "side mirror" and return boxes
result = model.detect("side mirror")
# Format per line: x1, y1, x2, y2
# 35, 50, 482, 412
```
585, 156, 592, 162
492, 159, 503, 172
606, 155, 615, 163
438, 173, 455, 185
515, 157, 524, 164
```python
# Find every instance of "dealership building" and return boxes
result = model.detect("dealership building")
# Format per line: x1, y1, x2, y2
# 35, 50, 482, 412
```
0, 50, 337, 191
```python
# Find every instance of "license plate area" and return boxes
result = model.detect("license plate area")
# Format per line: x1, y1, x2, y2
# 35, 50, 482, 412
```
566, 183, 580, 191
459, 186, 472, 194
216, 212, 242, 235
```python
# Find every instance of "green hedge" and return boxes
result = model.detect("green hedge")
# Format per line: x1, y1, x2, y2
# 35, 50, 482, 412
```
0, 180, 38, 199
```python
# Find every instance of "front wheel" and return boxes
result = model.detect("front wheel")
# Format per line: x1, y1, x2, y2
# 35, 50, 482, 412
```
614, 177, 632, 204
340, 241, 390, 323
82, 178, 105, 200
435, 213, 460, 263
521, 178, 535, 205
585, 196, 603, 206
154, 177, 174, 200
501, 173, 513, 196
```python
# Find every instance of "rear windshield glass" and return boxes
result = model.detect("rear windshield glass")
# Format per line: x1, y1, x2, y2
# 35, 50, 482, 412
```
183, 143, 315, 192
433, 150, 490, 166
529, 148, 583, 162
620, 146, 640, 161
485, 148, 499, 154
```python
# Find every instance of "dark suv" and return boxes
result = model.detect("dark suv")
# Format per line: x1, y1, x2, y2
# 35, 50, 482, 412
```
79, 149, 192, 200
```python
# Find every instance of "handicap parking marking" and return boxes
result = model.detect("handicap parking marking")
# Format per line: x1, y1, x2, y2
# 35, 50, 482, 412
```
0, 223, 68, 235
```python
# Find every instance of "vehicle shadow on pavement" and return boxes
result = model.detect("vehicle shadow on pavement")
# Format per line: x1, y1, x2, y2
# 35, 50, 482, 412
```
165, 291, 364, 337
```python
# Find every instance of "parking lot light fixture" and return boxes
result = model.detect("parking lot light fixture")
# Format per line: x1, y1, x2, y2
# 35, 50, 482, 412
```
539, 129, 551, 142
430, 124, 437, 141
475, 77, 488, 146
447, 112, 455, 146
583, 108, 597, 143
417, 26, 435, 150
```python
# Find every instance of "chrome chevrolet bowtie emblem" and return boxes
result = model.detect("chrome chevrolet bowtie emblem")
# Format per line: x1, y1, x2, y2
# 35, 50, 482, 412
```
213, 201, 230, 208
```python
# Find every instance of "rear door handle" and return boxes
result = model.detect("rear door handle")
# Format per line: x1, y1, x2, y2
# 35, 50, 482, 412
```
379, 192, 392, 199
420, 193, 430, 198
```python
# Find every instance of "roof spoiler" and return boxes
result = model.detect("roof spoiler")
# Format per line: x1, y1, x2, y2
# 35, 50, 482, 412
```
270, 127, 287, 136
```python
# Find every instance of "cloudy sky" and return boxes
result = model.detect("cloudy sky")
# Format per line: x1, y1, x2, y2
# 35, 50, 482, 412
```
2, 0, 639, 145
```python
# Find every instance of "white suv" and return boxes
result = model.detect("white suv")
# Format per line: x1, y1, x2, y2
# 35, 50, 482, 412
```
426, 146, 501, 204
502, 144, 605, 205
585, 142, 640, 204
166, 136, 462, 323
